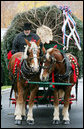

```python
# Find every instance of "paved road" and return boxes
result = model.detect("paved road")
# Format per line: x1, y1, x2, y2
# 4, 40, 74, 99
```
1, 78, 83, 128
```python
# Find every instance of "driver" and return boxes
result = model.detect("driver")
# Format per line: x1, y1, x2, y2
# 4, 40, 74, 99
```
11, 23, 45, 56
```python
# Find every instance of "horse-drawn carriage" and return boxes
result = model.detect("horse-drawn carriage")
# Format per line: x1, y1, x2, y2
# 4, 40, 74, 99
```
9, 40, 79, 125
6, 5, 81, 125
10, 41, 77, 107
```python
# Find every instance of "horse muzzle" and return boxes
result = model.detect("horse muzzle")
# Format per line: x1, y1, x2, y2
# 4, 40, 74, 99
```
31, 66, 39, 73
40, 75, 49, 82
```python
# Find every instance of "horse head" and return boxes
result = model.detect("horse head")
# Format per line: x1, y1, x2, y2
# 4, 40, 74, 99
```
23, 38, 41, 72
40, 48, 64, 81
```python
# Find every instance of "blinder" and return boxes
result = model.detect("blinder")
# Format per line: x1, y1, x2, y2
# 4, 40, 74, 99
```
41, 55, 56, 70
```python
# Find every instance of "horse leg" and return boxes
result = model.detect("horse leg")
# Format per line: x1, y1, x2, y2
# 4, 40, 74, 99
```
14, 81, 26, 125
27, 85, 38, 125
62, 87, 72, 124
53, 89, 60, 125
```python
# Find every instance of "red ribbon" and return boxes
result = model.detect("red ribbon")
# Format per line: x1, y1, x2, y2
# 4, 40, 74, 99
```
31, 38, 36, 43
54, 45, 57, 48
7, 51, 13, 60
71, 63, 77, 83
13, 57, 21, 79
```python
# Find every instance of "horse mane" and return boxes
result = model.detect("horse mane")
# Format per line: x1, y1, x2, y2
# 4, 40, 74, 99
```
46, 48, 61, 60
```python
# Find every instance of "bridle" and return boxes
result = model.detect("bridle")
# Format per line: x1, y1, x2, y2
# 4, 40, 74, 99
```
41, 57, 65, 81
20, 59, 40, 81
41, 55, 65, 70
41, 52, 73, 82
27, 46, 41, 65
20, 47, 43, 81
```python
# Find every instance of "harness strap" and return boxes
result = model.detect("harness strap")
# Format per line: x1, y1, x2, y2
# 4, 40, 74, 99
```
52, 72, 55, 88
42, 51, 73, 82
51, 52, 73, 81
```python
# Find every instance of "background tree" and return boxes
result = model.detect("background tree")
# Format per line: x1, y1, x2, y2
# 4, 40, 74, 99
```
1, 1, 83, 28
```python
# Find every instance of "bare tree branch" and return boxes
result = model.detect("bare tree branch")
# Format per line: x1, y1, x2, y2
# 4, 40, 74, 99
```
43, 6, 52, 25
52, 20, 63, 31
29, 8, 42, 26
54, 34, 63, 39
24, 12, 39, 28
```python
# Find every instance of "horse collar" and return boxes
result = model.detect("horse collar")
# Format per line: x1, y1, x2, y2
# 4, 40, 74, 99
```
20, 59, 40, 81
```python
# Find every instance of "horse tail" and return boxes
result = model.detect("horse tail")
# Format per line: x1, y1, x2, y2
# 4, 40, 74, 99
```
75, 79, 78, 101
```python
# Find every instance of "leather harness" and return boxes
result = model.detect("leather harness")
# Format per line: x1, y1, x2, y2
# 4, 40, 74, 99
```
42, 52, 73, 82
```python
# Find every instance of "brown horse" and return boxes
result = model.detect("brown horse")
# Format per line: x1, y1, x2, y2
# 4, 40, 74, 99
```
8, 39, 43, 125
40, 47, 79, 125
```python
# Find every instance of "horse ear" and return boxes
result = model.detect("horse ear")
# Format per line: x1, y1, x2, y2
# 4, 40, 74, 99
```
24, 38, 31, 47
36, 39, 41, 46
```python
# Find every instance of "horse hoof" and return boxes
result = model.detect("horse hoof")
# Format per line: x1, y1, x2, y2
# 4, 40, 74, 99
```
27, 120, 34, 125
53, 120, 60, 125
15, 120, 22, 125
63, 120, 70, 125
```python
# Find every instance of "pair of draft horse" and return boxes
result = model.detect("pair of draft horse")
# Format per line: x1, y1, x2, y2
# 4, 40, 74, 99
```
8, 39, 79, 125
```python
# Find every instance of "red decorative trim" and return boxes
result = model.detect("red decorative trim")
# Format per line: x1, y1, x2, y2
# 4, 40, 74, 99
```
31, 38, 36, 43
71, 56, 79, 83
13, 57, 21, 79
7, 51, 13, 60
54, 45, 57, 48
52, 72, 55, 88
